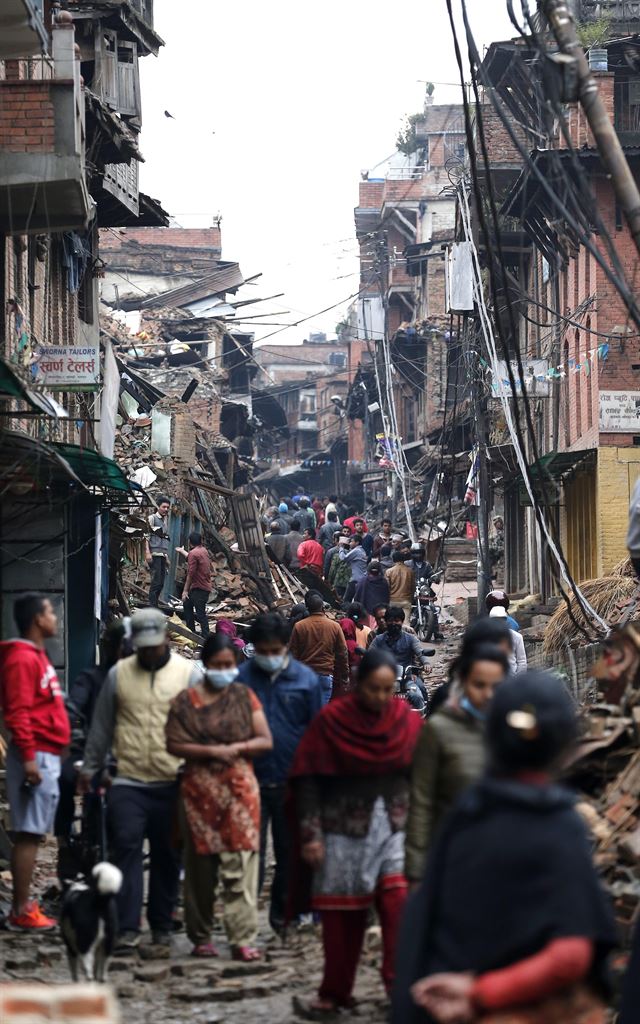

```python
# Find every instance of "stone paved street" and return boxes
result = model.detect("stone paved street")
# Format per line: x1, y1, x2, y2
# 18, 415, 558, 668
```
1, 841, 391, 1023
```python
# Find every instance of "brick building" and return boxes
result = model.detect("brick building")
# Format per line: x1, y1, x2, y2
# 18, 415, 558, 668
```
478, 33, 640, 597
0, 1, 166, 684
348, 98, 468, 508
251, 334, 356, 494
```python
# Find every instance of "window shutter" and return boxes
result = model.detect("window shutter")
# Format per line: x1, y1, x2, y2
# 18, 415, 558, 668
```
117, 42, 139, 117
102, 30, 118, 108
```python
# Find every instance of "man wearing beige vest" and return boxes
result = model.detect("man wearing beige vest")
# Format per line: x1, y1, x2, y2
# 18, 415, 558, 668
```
80, 608, 199, 953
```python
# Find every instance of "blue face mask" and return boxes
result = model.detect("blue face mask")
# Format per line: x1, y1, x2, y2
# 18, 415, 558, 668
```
460, 695, 486, 722
254, 653, 286, 674
204, 667, 238, 690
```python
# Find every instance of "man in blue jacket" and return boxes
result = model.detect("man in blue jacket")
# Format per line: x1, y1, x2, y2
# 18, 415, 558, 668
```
238, 612, 323, 934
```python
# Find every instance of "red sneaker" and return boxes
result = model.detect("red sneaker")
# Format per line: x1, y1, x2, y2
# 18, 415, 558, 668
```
7, 901, 56, 931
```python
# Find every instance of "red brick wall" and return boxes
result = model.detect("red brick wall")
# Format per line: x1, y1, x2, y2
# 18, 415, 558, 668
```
0, 80, 55, 152
100, 226, 223, 252
555, 174, 640, 452
560, 74, 615, 151
358, 181, 385, 208
481, 100, 528, 164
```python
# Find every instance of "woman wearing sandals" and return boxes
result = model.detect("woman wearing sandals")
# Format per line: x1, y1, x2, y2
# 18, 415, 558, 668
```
290, 648, 423, 1016
166, 633, 272, 960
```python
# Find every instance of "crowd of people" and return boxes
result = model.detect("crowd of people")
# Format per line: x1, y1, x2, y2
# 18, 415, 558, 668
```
0, 491, 637, 1023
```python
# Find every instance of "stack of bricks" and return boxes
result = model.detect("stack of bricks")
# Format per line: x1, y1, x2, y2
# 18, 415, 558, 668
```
0, 985, 120, 1024
0, 79, 56, 153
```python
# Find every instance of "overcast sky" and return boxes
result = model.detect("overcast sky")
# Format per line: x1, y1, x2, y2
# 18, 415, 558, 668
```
139, 1, 514, 345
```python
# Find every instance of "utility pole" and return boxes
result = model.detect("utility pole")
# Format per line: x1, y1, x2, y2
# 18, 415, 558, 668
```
540, 0, 640, 258
474, 384, 492, 614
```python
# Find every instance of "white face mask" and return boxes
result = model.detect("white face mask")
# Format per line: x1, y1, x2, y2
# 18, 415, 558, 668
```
254, 653, 286, 674
204, 667, 239, 690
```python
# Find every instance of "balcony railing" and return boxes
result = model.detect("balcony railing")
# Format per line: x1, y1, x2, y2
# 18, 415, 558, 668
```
103, 158, 139, 216
387, 165, 429, 181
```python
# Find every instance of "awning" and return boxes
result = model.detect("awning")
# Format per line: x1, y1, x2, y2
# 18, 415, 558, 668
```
52, 443, 133, 494
518, 449, 595, 506
0, 431, 134, 498
0, 358, 68, 417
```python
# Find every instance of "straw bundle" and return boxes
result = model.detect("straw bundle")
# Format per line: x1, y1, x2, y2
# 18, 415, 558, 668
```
611, 557, 635, 578
543, 574, 637, 653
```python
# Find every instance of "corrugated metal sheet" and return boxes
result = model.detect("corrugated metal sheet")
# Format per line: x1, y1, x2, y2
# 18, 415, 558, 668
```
139, 262, 245, 310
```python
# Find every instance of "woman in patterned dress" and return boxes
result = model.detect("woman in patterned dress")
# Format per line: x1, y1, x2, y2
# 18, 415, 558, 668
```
166, 633, 272, 960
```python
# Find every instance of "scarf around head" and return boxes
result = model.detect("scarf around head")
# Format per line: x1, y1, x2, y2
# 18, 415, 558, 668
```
290, 691, 422, 778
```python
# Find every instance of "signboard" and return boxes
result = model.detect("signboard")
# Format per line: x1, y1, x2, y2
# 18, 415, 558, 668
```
491, 360, 550, 398
31, 343, 100, 390
600, 391, 640, 432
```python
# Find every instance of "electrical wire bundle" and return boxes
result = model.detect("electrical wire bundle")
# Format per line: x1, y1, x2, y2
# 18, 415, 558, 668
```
442, 0, 640, 640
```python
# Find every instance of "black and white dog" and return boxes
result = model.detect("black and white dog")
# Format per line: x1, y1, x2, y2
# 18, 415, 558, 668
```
60, 862, 123, 982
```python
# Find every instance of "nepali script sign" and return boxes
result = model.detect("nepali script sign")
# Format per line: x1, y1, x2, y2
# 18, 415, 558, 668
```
32, 345, 100, 391
599, 391, 640, 432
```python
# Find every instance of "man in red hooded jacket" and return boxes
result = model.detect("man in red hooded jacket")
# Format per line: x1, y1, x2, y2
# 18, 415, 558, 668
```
0, 593, 70, 930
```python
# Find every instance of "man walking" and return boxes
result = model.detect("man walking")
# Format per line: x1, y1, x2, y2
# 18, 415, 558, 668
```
1, 594, 70, 931
238, 613, 323, 934
339, 535, 369, 604
352, 517, 374, 557
296, 497, 316, 533
318, 511, 340, 550
265, 520, 290, 566
289, 591, 349, 702
146, 496, 171, 606
80, 609, 199, 952
386, 550, 416, 620
323, 530, 343, 578
284, 518, 303, 569
373, 518, 394, 556
179, 531, 212, 637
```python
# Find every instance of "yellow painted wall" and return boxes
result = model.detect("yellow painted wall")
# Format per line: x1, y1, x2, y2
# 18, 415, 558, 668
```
596, 447, 640, 574
563, 466, 597, 583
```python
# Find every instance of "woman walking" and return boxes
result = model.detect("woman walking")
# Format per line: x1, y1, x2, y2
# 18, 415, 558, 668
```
290, 649, 422, 1015
405, 643, 508, 884
338, 616, 363, 688
394, 672, 617, 1024
166, 634, 272, 960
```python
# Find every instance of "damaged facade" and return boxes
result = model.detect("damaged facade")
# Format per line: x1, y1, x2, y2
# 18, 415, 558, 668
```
0, 2, 168, 684
474, 22, 640, 601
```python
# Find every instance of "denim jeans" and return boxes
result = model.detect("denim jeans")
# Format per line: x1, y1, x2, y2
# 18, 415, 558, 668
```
317, 674, 333, 705
259, 784, 290, 932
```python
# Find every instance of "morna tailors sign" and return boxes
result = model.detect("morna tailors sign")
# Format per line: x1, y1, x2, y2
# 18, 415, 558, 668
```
599, 391, 640, 432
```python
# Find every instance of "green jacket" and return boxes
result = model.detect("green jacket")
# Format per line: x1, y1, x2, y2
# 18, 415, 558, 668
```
405, 704, 486, 882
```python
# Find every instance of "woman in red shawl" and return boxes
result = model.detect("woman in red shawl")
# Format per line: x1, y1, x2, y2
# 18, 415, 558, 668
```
290, 648, 422, 1016
339, 616, 364, 687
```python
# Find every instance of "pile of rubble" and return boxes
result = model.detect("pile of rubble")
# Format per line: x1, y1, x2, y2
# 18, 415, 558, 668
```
568, 620, 640, 942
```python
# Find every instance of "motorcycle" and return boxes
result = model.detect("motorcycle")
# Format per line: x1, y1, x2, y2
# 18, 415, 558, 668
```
411, 569, 443, 643
395, 650, 435, 717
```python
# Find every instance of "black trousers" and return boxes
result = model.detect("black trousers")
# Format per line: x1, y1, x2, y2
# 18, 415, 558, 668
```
149, 555, 167, 606
259, 784, 290, 931
108, 783, 180, 935
183, 587, 210, 636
